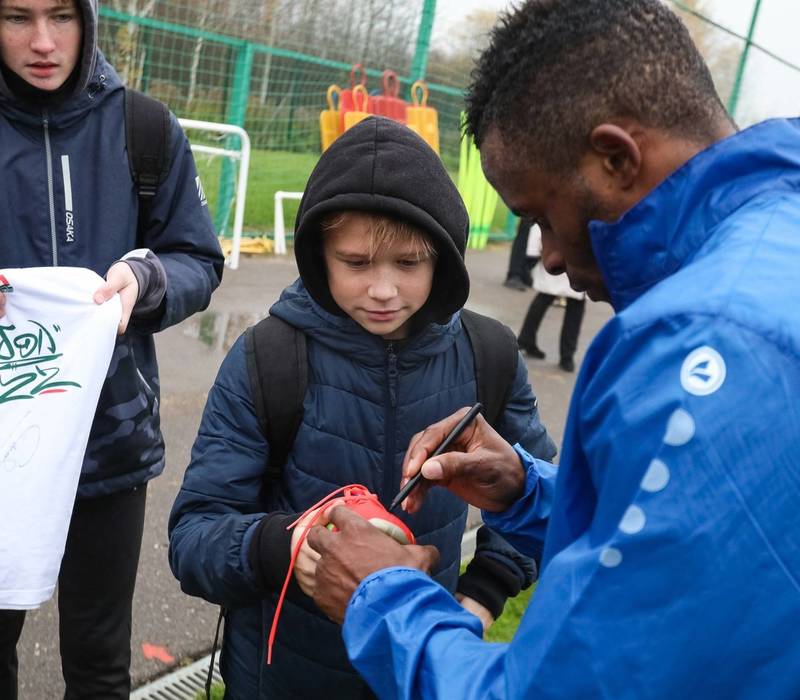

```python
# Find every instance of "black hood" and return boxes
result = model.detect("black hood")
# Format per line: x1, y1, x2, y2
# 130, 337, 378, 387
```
294, 117, 470, 326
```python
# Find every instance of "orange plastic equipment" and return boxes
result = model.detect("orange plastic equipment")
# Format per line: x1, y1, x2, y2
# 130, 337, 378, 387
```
339, 64, 373, 132
320, 84, 343, 152
372, 70, 407, 123
267, 485, 414, 664
343, 85, 371, 131
407, 80, 440, 154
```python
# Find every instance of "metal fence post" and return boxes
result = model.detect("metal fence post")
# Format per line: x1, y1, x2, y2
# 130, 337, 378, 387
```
215, 41, 255, 236
411, 0, 436, 82
727, 0, 763, 120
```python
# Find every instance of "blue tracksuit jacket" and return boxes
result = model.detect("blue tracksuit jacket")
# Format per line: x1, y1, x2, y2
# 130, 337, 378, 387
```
341, 119, 800, 698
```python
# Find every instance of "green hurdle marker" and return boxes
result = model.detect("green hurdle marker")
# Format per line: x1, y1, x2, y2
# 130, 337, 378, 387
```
458, 112, 500, 249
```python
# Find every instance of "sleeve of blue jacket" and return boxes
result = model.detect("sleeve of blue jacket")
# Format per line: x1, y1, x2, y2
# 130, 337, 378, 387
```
131, 114, 224, 334
480, 352, 557, 570
168, 335, 269, 607
341, 316, 800, 699
459, 353, 557, 610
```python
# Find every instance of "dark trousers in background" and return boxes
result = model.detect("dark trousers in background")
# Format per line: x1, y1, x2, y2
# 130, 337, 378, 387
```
0, 608, 25, 700
505, 218, 537, 287
0, 483, 147, 700
519, 293, 586, 362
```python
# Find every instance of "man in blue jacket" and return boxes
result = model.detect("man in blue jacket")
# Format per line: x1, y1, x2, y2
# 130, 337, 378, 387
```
0, 1, 222, 698
307, 1, 800, 698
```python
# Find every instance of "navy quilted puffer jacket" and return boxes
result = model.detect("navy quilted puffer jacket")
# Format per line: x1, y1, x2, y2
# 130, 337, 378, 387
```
169, 281, 556, 699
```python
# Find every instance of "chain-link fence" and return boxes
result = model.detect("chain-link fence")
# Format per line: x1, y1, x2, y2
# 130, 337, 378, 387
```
669, 0, 800, 124
98, 0, 476, 241
96, 0, 800, 243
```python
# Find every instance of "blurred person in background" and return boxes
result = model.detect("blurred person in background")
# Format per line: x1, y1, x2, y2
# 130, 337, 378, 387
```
517, 223, 586, 372
502, 217, 537, 290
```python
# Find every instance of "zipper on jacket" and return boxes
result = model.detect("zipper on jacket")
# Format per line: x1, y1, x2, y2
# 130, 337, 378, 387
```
87, 73, 107, 99
42, 111, 58, 266
383, 342, 399, 501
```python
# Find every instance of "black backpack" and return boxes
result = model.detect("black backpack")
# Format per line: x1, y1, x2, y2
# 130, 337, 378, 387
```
243, 308, 520, 487
123, 88, 173, 238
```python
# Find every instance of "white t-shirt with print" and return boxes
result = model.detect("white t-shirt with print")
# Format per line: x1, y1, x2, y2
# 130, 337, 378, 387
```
0, 267, 120, 609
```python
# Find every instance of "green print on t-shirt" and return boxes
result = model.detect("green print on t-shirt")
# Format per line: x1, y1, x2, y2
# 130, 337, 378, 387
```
0, 321, 82, 403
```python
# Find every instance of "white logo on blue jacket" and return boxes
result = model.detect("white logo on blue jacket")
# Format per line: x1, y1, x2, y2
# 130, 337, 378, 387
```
680, 346, 726, 396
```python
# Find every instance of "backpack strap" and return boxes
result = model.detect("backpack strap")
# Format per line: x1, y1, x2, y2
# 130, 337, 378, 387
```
461, 309, 519, 428
124, 88, 172, 240
243, 311, 514, 484
244, 315, 308, 486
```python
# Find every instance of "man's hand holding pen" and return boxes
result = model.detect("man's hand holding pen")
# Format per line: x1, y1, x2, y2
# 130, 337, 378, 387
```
399, 408, 527, 514
308, 405, 527, 624
306, 507, 439, 625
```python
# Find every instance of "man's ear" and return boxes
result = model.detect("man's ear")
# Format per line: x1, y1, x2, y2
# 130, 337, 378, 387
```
588, 124, 642, 190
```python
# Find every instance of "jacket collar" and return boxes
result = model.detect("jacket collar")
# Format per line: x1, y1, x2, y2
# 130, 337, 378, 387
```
0, 52, 120, 128
590, 118, 800, 311
270, 279, 459, 368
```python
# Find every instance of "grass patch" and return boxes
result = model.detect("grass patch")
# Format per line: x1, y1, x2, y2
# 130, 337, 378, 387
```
195, 148, 318, 236
196, 684, 225, 700
193, 147, 514, 240
486, 582, 534, 643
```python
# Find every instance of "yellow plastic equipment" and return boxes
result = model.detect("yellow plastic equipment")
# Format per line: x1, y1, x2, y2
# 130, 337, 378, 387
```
457, 112, 499, 249
406, 81, 439, 154
219, 236, 274, 257
320, 84, 343, 152
343, 85, 371, 131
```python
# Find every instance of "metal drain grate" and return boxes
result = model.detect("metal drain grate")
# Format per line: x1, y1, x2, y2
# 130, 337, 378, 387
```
131, 654, 221, 700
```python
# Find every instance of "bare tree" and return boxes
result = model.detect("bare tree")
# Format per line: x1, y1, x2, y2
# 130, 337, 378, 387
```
185, 0, 241, 104
107, 0, 158, 89
426, 9, 498, 89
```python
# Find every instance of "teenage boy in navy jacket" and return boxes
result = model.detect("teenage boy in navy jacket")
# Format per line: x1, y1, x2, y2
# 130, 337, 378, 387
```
0, 1, 222, 697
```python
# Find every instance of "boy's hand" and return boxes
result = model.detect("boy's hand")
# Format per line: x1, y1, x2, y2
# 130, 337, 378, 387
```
456, 593, 494, 634
94, 262, 138, 335
290, 509, 323, 597
0, 292, 5, 319
399, 408, 526, 514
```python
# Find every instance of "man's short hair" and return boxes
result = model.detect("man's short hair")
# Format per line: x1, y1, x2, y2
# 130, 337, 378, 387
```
465, 0, 731, 173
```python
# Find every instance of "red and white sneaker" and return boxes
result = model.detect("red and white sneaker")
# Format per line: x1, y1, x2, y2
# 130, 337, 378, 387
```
267, 484, 415, 663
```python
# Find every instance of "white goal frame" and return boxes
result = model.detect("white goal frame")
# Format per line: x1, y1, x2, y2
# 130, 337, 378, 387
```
178, 118, 251, 270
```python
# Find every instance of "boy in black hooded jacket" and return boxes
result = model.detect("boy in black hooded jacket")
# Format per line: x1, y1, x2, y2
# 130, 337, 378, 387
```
169, 117, 556, 699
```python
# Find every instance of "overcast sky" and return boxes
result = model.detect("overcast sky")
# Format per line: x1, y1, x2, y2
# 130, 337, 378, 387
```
431, 0, 800, 124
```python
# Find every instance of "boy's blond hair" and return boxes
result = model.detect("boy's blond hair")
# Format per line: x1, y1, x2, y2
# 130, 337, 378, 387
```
321, 211, 438, 262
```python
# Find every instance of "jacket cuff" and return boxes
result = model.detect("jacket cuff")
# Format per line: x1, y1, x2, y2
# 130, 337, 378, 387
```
456, 554, 523, 620
119, 249, 167, 317
247, 512, 298, 591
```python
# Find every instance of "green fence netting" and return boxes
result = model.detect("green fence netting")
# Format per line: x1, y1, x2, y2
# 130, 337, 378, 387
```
95, 0, 800, 244
98, 0, 479, 242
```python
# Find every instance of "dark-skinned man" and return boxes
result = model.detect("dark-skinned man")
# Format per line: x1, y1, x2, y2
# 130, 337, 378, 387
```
305, 0, 800, 698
